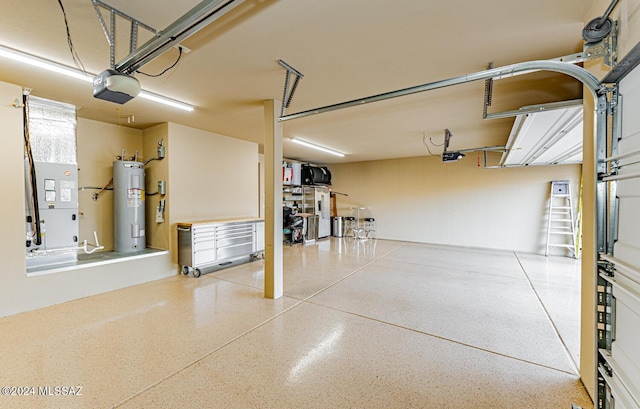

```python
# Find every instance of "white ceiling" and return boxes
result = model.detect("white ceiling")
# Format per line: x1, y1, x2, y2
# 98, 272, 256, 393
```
0, 0, 593, 164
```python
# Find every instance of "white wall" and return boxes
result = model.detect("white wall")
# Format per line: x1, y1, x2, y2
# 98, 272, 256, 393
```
330, 156, 581, 254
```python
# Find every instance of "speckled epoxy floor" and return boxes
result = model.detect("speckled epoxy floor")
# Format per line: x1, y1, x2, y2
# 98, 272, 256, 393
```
0, 239, 591, 408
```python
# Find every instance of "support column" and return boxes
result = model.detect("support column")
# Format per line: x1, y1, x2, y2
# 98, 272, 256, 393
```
580, 57, 609, 401
263, 99, 283, 299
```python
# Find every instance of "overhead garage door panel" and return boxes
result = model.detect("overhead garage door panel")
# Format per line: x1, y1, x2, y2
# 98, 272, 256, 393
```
621, 66, 640, 132
614, 243, 640, 269
615, 198, 640, 266
611, 300, 640, 398
599, 57, 640, 409
617, 138, 640, 162
616, 177, 640, 197
614, 62, 640, 266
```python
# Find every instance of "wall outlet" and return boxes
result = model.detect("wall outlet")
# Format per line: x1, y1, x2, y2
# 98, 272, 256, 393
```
155, 207, 164, 223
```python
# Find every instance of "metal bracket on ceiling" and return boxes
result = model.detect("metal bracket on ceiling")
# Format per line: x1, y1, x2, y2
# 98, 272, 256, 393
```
92, 0, 245, 75
584, 20, 619, 68
602, 41, 640, 84
539, 24, 618, 67
482, 62, 494, 119
458, 145, 506, 154
441, 129, 465, 162
484, 99, 583, 120
443, 128, 453, 152
482, 26, 618, 121
440, 128, 505, 164
278, 59, 304, 117
116, 0, 245, 75
482, 17, 618, 120
92, 0, 157, 70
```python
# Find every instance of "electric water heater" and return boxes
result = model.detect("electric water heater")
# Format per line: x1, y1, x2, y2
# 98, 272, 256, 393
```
113, 160, 145, 252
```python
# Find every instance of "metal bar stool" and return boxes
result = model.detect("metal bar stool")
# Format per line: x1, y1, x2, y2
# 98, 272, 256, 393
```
363, 217, 376, 239
348, 206, 367, 239
344, 216, 357, 238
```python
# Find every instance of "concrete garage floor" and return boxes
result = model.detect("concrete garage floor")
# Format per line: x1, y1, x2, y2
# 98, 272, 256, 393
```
0, 239, 590, 409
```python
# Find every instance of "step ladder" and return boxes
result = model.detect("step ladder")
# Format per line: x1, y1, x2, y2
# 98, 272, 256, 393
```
546, 180, 576, 258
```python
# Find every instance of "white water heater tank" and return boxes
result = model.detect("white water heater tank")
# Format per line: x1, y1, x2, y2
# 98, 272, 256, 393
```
113, 160, 145, 252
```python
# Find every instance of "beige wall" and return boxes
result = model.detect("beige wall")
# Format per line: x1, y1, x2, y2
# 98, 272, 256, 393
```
0, 81, 175, 318
0, 81, 28, 317
0, 81, 261, 318
166, 123, 259, 263
619, 0, 640, 59
330, 156, 581, 253
259, 153, 265, 218
167, 122, 259, 222
79, 119, 261, 260
77, 118, 144, 251
143, 124, 170, 251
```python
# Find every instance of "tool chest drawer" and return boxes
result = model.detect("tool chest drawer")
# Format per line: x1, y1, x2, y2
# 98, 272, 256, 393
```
177, 217, 264, 277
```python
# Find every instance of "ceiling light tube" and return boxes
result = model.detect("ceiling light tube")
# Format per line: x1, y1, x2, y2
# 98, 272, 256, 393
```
138, 90, 194, 111
0, 44, 194, 111
0, 45, 93, 83
290, 137, 345, 157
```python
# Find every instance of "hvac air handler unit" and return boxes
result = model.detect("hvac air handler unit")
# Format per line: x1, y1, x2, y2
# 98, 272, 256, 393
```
24, 96, 80, 269
113, 160, 145, 252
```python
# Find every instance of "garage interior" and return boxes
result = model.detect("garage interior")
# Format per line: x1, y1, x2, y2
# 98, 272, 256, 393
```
0, 0, 639, 408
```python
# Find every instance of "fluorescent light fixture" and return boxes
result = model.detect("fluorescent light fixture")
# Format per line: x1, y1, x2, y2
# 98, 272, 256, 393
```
0, 44, 194, 112
290, 137, 345, 157
0, 45, 93, 83
138, 90, 194, 111
500, 101, 583, 167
